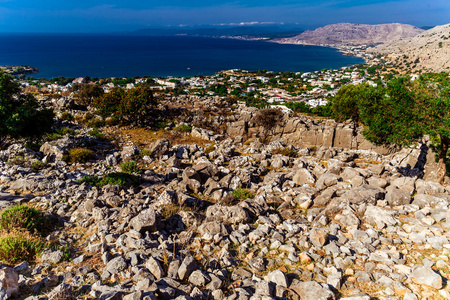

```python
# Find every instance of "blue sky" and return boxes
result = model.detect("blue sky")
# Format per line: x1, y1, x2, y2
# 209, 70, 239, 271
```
0, 0, 448, 32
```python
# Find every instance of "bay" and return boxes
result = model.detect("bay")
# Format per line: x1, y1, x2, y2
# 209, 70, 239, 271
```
0, 35, 364, 78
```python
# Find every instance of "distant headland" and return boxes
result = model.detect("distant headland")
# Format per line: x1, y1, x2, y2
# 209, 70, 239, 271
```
0, 65, 39, 76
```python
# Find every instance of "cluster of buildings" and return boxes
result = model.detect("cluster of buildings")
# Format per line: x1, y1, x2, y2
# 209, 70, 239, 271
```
18, 51, 389, 108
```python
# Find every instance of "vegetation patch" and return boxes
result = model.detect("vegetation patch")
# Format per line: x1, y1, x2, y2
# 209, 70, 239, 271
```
139, 149, 153, 157
60, 112, 73, 121
174, 124, 192, 133
204, 145, 216, 154
87, 128, 107, 140
78, 172, 140, 188
231, 188, 255, 201
0, 205, 51, 236
0, 230, 46, 263
64, 148, 94, 163
272, 147, 297, 158
120, 160, 141, 174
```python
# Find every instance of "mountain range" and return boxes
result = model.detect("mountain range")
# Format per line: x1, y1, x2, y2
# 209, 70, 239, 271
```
274, 23, 424, 46
367, 23, 450, 73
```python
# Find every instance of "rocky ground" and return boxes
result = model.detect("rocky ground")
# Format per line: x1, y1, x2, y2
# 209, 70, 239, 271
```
1, 97, 450, 300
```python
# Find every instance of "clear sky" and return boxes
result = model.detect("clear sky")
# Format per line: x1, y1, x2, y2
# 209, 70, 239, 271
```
0, 0, 448, 33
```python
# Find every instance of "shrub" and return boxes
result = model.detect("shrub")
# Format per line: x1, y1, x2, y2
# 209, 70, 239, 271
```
92, 86, 156, 126
60, 112, 73, 121
204, 145, 216, 154
272, 147, 297, 158
86, 118, 105, 128
252, 108, 284, 138
65, 148, 94, 163
0, 71, 55, 149
31, 160, 47, 170
0, 231, 46, 263
8, 155, 26, 166
174, 124, 192, 133
231, 188, 255, 201
139, 149, 153, 157
56, 127, 75, 136
0, 205, 50, 235
45, 132, 63, 141
87, 128, 106, 140
78, 172, 140, 188
121, 161, 141, 174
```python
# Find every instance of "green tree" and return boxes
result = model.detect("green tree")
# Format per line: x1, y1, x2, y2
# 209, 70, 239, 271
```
72, 83, 104, 106
0, 71, 54, 148
119, 85, 156, 125
356, 75, 450, 184
92, 87, 125, 118
358, 76, 422, 146
414, 73, 450, 184
92, 85, 156, 126
331, 83, 369, 130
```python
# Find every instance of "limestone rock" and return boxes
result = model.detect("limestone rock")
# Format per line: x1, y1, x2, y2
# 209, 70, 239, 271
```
290, 280, 335, 300
130, 208, 158, 233
410, 265, 443, 289
0, 268, 19, 298
265, 270, 288, 288
178, 256, 197, 281
47, 283, 76, 300
39, 249, 64, 264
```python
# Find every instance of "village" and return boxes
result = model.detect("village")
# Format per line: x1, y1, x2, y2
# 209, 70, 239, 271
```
12, 46, 392, 111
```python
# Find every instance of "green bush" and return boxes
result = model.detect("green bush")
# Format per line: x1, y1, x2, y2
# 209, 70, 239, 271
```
0, 205, 50, 235
0, 232, 46, 263
92, 86, 156, 126
0, 71, 55, 149
56, 127, 75, 136
139, 149, 153, 157
44, 132, 62, 141
231, 188, 255, 201
121, 161, 141, 174
31, 160, 47, 170
86, 118, 105, 128
8, 155, 26, 166
174, 124, 192, 132
78, 172, 140, 188
65, 148, 94, 163
87, 128, 106, 140
60, 112, 73, 121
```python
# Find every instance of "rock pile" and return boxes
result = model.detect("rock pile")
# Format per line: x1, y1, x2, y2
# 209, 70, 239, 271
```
0, 103, 449, 299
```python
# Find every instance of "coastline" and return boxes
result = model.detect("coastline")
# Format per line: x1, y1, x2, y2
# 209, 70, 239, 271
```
0, 35, 365, 79
0, 65, 39, 76
268, 39, 370, 65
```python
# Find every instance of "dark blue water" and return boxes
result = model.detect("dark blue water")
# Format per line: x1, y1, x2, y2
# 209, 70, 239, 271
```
0, 35, 364, 78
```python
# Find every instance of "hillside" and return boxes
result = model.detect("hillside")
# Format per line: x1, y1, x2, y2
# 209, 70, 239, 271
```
275, 22, 424, 46
367, 23, 450, 73
1, 93, 450, 299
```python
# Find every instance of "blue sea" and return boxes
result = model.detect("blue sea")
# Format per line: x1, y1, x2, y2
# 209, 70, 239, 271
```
0, 35, 364, 78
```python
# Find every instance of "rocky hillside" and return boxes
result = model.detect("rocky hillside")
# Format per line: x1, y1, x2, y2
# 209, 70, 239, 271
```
367, 23, 450, 73
275, 23, 424, 46
1, 95, 450, 299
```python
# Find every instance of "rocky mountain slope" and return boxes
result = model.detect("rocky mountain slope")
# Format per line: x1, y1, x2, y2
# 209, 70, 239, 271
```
1, 96, 450, 299
367, 23, 450, 73
274, 23, 424, 46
